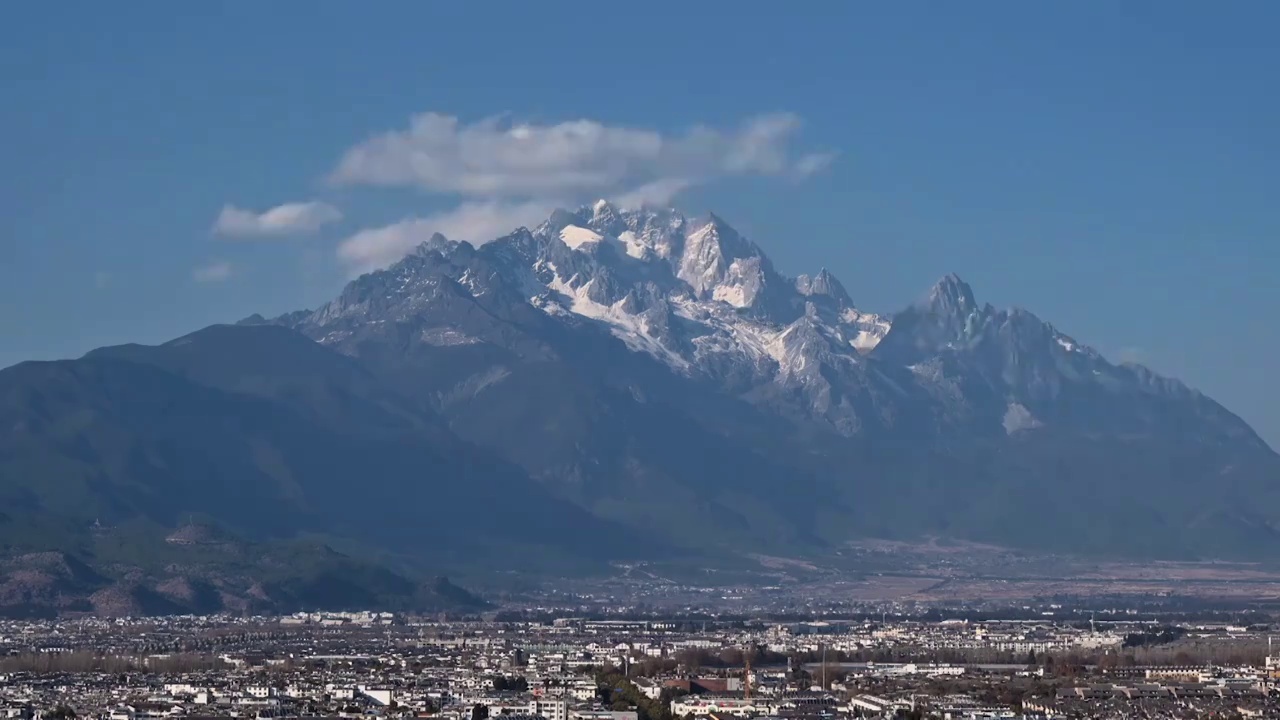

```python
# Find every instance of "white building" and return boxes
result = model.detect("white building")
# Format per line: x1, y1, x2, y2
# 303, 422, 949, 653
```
245, 686, 276, 699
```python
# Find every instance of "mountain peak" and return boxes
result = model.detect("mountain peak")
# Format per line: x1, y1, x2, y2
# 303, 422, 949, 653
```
583, 200, 627, 236
678, 213, 767, 300
796, 267, 853, 307
539, 208, 581, 235
687, 212, 753, 254
591, 198, 617, 218
412, 232, 455, 256
703, 211, 733, 231
925, 273, 977, 317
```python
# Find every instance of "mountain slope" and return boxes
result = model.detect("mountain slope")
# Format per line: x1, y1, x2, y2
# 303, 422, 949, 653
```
273, 201, 1280, 559
275, 235, 840, 551
0, 326, 658, 613
3, 199, 1278, 602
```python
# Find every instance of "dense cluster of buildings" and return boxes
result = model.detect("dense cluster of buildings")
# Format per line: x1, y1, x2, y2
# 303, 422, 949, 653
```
1, 614, 1278, 719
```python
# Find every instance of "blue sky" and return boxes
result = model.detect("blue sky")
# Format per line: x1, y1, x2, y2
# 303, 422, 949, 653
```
2, 2, 1278, 446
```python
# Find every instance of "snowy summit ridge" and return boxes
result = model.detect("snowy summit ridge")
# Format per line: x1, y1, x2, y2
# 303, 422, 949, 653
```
522, 201, 893, 381
280, 201, 1262, 444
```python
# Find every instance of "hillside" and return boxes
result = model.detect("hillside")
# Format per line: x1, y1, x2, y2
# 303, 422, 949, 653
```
2, 203, 1279, 615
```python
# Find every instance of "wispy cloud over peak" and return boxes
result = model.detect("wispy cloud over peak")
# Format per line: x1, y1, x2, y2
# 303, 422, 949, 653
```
329, 112, 832, 199
611, 179, 693, 209
327, 110, 834, 272
214, 201, 342, 238
337, 200, 554, 277
792, 152, 838, 179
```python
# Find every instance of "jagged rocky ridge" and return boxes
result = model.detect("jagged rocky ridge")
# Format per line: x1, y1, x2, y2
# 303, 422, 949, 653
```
282, 201, 1263, 447
249, 201, 1280, 559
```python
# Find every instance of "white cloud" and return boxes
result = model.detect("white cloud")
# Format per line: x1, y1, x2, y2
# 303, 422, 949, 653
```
611, 178, 693, 209
330, 112, 831, 198
328, 110, 835, 273
337, 200, 555, 276
792, 152, 838, 179
192, 260, 233, 283
213, 201, 342, 238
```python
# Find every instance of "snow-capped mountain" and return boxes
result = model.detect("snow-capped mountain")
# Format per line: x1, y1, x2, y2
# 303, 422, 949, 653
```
11, 202, 1276, 585
284, 201, 1260, 446
293, 202, 912, 432
264, 202, 1280, 559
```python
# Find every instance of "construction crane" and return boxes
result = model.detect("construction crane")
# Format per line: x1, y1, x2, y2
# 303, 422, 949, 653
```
743, 642, 755, 700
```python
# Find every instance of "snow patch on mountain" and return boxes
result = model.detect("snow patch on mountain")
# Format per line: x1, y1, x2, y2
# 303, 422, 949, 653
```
851, 331, 884, 352
617, 231, 649, 260
841, 309, 891, 353
545, 265, 689, 370
1003, 402, 1043, 434
420, 327, 482, 347
559, 224, 603, 250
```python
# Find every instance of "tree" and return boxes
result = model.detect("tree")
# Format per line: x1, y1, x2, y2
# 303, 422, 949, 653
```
493, 675, 529, 692
472, 704, 490, 720
596, 670, 677, 720
658, 687, 688, 705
